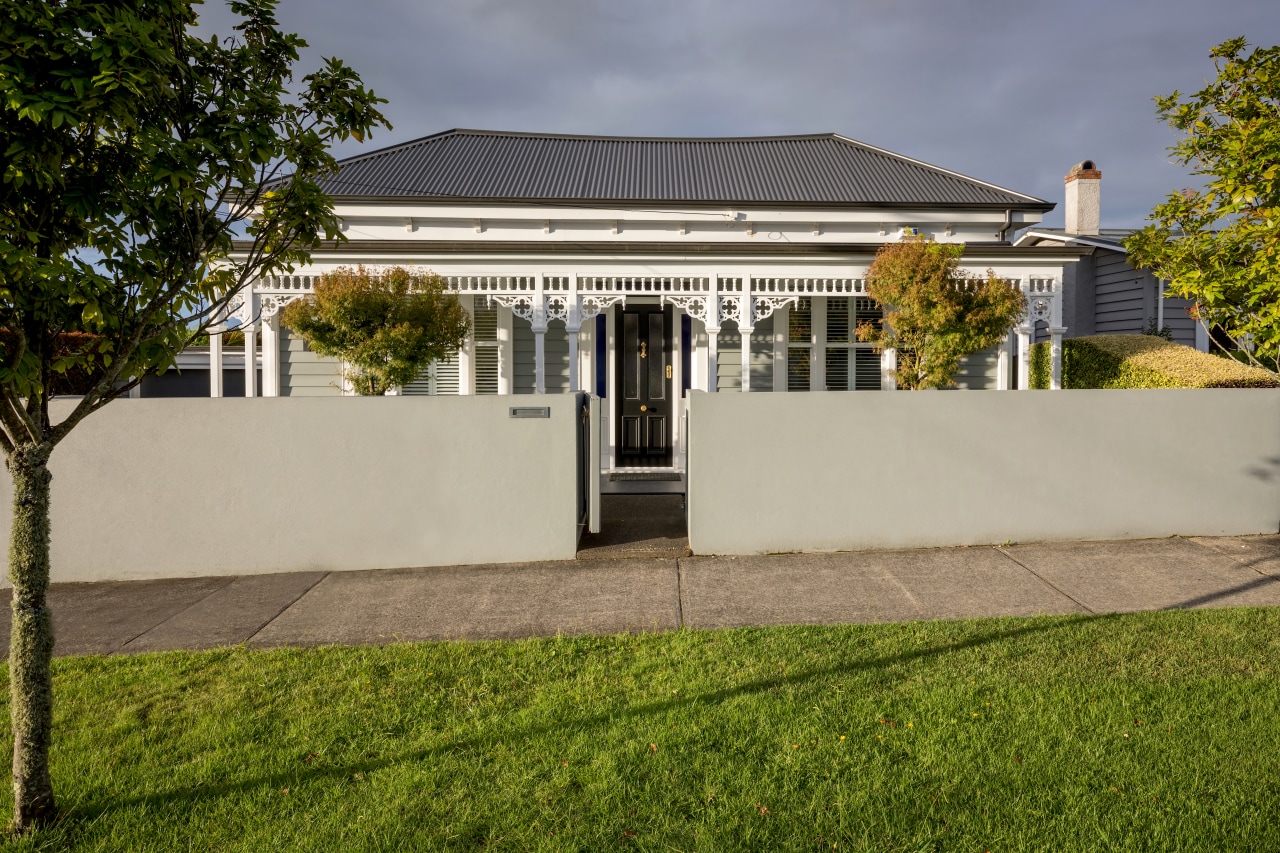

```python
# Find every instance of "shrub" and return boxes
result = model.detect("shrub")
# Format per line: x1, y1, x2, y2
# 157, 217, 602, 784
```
1030, 334, 1280, 389
0, 330, 106, 395
281, 266, 470, 395
859, 238, 1025, 389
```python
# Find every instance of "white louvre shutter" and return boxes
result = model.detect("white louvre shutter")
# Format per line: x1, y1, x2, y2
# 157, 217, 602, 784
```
434, 356, 459, 394
473, 300, 499, 395
854, 349, 881, 390
787, 298, 812, 392
401, 364, 434, 395
853, 298, 883, 390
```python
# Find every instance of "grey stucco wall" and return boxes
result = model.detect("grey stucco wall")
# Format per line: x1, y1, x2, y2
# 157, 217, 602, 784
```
0, 395, 584, 583
687, 389, 1280, 555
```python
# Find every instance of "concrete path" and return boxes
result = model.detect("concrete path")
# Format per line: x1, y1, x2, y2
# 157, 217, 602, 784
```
5, 534, 1280, 656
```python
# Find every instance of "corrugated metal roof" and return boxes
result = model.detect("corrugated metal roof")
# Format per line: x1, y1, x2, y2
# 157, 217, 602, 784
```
313, 129, 1050, 208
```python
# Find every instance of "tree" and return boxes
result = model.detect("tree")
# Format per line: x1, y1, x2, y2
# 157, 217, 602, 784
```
1125, 38, 1280, 375
281, 266, 470, 396
0, 0, 387, 831
857, 239, 1026, 390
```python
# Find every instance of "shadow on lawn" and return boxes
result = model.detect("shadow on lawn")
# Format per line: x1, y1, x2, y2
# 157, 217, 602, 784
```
67, 611, 1122, 824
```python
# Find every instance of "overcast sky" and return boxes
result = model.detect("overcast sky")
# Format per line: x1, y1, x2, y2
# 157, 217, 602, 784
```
199, 0, 1277, 230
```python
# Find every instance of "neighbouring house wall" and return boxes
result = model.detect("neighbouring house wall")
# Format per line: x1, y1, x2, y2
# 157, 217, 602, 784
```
953, 344, 1001, 390
687, 389, 1280, 555
1062, 255, 1096, 337
281, 328, 342, 396
140, 368, 248, 398
514, 318, 571, 394
1162, 294, 1198, 349
0, 395, 585, 584
1093, 249, 1153, 336
1091, 250, 1198, 348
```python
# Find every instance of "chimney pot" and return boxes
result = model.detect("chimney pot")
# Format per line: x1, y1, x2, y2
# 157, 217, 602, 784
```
1064, 160, 1101, 235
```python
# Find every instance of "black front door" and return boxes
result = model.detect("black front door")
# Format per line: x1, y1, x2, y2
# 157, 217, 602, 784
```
616, 305, 673, 467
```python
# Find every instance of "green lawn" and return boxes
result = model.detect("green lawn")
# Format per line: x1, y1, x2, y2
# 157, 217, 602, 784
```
4, 609, 1280, 851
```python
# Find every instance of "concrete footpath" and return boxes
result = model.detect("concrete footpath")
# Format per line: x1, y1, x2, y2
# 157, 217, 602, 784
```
5, 533, 1280, 656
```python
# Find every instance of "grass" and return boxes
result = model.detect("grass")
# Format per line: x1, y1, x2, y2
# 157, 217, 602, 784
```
4, 609, 1280, 851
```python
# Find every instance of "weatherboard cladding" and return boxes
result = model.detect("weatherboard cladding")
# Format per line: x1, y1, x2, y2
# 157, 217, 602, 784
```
317, 130, 1046, 207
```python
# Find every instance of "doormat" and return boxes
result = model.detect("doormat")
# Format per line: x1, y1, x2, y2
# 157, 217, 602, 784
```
609, 472, 683, 482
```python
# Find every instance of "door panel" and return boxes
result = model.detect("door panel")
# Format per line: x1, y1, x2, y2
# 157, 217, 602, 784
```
616, 305, 673, 466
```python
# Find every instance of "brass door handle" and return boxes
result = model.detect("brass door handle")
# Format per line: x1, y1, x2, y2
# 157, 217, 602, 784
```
639, 342, 648, 358
640, 405, 648, 412
666, 364, 672, 379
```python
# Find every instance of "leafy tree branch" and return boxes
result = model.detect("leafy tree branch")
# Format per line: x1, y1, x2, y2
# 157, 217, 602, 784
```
1125, 37, 1280, 375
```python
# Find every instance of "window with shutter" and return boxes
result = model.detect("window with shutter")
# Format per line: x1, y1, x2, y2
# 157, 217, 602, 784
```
787, 298, 812, 392
473, 298, 499, 394
819, 297, 883, 391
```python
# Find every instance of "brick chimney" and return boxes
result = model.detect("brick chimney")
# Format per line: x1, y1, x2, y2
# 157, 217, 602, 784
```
1064, 160, 1101, 236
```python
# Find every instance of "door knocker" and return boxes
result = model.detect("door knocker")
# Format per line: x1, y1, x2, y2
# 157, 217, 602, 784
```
639, 341, 648, 358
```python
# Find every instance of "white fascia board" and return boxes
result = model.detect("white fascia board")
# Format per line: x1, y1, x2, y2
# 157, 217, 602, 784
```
1014, 230, 1123, 252
237, 253, 1072, 284
330, 202, 1019, 226
960, 248, 1082, 265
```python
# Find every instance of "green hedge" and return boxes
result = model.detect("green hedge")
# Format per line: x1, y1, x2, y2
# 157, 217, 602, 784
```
1029, 334, 1280, 389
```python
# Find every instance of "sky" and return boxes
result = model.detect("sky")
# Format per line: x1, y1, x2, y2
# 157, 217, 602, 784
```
197, 0, 1278, 230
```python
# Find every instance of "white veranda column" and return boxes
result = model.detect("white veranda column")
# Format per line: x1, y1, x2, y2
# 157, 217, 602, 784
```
1015, 325, 1032, 391
261, 314, 281, 397
243, 324, 257, 397
533, 325, 547, 394
1049, 326, 1067, 390
811, 296, 827, 392
457, 295, 474, 395
772, 305, 788, 392
566, 288, 581, 393
880, 348, 897, 390
996, 334, 1012, 391
740, 295, 754, 393
208, 323, 224, 398
566, 278, 581, 393
497, 305, 514, 395
533, 277, 547, 395
706, 322, 720, 393
706, 277, 721, 393
567, 325, 579, 392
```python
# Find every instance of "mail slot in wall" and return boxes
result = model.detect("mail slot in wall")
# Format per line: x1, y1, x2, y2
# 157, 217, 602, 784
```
509, 407, 551, 419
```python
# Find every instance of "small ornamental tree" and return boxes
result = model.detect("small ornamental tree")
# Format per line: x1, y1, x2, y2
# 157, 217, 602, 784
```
858, 239, 1026, 390
281, 266, 470, 395
1125, 38, 1280, 375
0, 0, 386, 831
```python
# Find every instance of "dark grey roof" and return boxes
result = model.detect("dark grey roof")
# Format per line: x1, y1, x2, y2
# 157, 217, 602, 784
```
314, 129, 1051, 209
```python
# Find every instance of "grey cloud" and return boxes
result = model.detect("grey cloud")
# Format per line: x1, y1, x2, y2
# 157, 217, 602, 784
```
195, 0, 1279, 228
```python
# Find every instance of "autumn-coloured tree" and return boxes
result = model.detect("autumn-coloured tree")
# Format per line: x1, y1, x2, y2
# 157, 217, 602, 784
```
282, 266, 470, 396
858, 239, 1025, 390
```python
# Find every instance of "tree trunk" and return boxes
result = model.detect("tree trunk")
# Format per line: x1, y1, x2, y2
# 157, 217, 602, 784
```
7, 443, 56, 832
